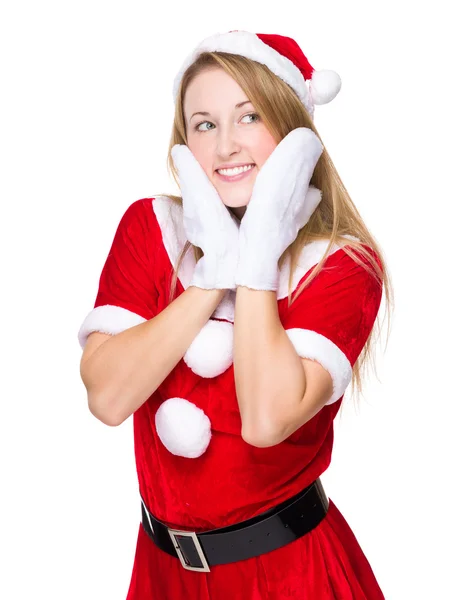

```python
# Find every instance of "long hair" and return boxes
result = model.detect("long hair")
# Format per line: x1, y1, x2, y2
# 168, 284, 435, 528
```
159, 51, 394, 408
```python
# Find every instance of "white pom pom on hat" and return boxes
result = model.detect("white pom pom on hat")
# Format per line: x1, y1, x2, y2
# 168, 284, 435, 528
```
310, 69, 342, 105
172, 30, 341, 119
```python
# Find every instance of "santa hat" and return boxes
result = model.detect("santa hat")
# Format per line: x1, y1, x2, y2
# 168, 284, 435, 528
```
172, 30, 342, 118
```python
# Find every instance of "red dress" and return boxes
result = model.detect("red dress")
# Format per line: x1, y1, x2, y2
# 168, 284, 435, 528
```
78, 194, 386, 599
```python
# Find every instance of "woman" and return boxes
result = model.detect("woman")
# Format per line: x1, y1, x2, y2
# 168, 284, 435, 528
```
79, 30, 393, 599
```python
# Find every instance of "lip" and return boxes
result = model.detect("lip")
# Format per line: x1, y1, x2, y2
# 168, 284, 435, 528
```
216, 162, 255, 170
215, 164, 255, 183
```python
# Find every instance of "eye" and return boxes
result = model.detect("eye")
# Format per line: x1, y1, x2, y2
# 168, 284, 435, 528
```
195, 121, 214, 132
241, 112, 260, 124
194, 112, 261, 132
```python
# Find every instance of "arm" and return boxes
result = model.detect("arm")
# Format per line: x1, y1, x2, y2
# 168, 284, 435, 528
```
233, 287, 332, 447
235, 246, 384, 448
78, 192, 232, 427
81, 286, 226, 426
232, 129, 329, 446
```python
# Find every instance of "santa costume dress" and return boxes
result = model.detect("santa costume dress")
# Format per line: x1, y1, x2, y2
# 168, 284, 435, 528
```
77, 31, 386, 600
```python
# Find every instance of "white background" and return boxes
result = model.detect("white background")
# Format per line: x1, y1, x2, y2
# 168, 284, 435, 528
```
1, 1, 459, 598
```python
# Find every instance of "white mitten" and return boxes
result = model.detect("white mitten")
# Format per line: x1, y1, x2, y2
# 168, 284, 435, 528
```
235, 128, 324, 291
171, 144, 240, 290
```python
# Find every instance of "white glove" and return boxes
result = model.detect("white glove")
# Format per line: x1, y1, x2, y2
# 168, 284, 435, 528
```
235, 127, 324, 291
171, 144, 240, 290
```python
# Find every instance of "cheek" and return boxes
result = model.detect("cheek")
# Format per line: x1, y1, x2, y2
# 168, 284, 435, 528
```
252, 130, 278, 164
186, 143, 213, 173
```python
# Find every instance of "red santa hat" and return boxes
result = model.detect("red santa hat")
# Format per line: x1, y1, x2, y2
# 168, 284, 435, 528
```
172, 30, 342, 118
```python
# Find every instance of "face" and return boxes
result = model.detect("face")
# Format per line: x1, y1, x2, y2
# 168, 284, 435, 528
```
183, 68, 278, 220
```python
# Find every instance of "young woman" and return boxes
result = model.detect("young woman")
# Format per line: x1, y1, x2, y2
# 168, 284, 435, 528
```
79, 30, 393, 599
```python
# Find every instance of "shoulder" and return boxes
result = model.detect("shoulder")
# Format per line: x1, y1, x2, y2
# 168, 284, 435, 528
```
278, 234, 366, 300
307, 234, 383, 276
114, 196, 168, 239
119, 195, 191, 286
289, 235, 383, 299
120, 196, 157, 223
335, 238, 384, 285
104, 197, 169, 268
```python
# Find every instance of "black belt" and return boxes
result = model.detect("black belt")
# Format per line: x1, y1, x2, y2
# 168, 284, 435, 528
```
140, 478, 329, 572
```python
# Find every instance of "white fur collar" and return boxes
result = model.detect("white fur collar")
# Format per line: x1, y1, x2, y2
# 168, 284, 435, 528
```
152, 195, 359, 322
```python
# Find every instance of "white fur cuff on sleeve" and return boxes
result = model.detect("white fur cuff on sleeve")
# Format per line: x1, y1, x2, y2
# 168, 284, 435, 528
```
77, 305, 147, 349
285, 328, 352, 404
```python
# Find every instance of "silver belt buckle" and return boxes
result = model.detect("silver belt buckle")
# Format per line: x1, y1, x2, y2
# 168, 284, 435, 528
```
167, 528, 211, 572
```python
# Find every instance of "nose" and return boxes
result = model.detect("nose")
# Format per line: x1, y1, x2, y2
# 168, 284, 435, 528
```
215, 124, 241, 159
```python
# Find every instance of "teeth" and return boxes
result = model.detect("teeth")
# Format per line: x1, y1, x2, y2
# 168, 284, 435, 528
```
218, 164, 254, 176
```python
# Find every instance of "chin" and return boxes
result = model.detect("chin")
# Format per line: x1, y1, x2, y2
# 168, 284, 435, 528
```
218, 188, 252, 208
222, 198, 250, 209
217, 191, 249, 219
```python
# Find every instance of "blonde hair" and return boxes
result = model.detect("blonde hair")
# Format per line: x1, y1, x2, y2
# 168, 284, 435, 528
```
158, 51, 394, 409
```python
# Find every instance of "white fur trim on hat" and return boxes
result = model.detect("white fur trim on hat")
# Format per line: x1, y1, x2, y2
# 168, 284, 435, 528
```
155, 398, 212, 458
77, 304, 147, 349
183, 319, 234, 377
285, 328, 352, 405
172, 30, 315, 116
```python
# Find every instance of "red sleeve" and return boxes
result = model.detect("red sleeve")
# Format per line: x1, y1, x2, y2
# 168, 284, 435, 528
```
281, 245, 383, 405
78, 198, 160, 348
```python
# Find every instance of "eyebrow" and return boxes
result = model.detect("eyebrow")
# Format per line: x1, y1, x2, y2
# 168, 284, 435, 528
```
189, 100, 253, 123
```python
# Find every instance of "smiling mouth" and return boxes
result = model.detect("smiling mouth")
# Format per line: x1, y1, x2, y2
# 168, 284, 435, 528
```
215, 164, 256, 181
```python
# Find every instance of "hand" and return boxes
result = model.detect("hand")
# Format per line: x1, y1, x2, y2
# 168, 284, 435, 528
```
235, 127, 324, 291
171, 144, 240, 290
